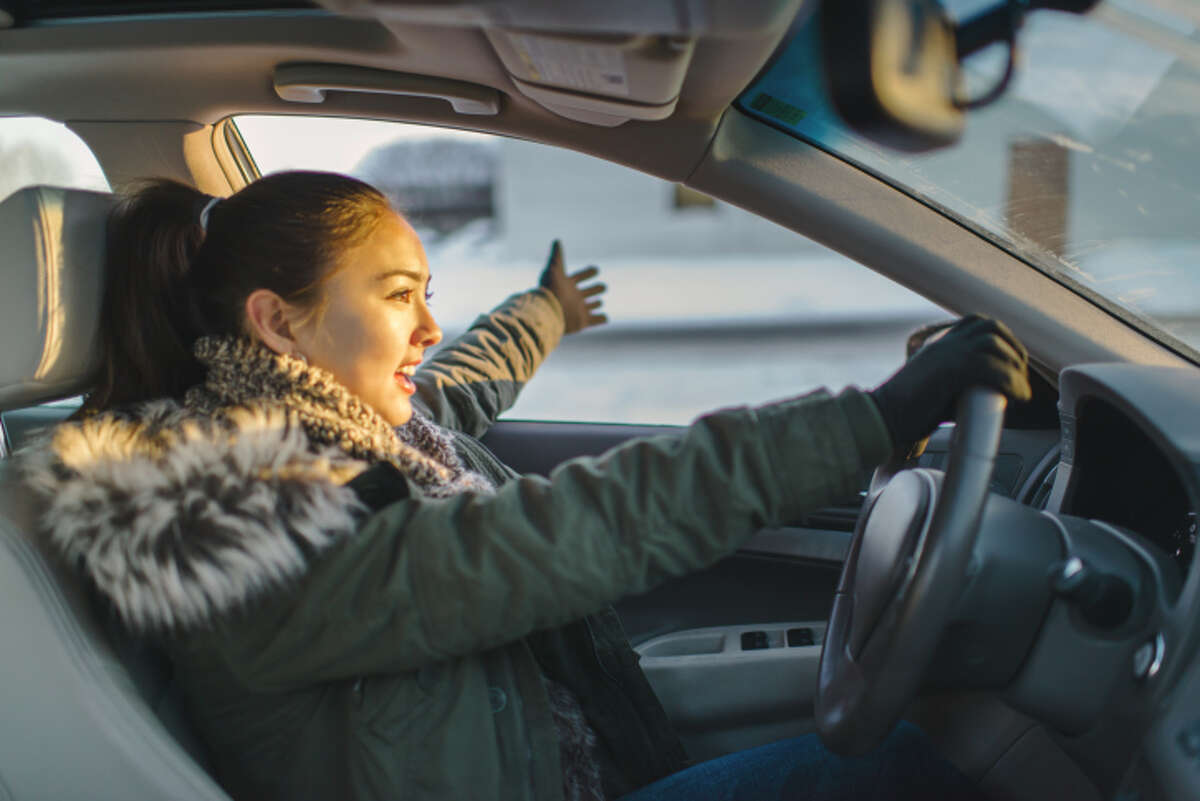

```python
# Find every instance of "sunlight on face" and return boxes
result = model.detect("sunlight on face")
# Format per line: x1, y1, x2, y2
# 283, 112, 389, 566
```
293, 211, 442, 426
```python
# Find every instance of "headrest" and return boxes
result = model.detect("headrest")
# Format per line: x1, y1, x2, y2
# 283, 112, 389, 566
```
0, 186, 114, 411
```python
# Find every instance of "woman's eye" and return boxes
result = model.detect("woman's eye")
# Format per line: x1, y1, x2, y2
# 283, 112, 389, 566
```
389, 289, 413, 303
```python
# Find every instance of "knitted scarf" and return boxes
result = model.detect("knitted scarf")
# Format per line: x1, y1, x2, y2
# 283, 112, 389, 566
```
186, 335, 494, 497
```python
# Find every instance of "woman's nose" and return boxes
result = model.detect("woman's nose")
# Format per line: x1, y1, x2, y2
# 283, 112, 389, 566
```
414, 306, 442, 348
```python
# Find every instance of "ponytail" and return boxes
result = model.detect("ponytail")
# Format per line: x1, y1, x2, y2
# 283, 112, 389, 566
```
83, 172, 392, 414
86, 180, 210, 412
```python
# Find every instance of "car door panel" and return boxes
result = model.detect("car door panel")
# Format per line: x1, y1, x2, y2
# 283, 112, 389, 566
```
482, 418, 1060, 758
636, 620, 829, 760
482, 419, 856, 757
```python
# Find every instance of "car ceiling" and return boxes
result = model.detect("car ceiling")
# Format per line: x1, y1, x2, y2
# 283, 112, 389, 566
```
0, 1, 800, 183
8, 0, 311, 17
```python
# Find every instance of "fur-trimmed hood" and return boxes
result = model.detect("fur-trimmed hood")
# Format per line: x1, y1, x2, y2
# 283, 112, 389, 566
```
20, 399, 368, 632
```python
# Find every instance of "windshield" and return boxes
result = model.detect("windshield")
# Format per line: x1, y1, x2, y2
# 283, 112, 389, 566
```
738, 0, 1200, 361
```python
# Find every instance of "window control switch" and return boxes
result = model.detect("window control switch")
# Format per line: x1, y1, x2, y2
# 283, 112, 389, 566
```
787, 627, 815, 647
740, 631, 769, 650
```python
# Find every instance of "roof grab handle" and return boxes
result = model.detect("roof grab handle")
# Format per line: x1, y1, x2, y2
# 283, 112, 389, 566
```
273, 63, 501, 115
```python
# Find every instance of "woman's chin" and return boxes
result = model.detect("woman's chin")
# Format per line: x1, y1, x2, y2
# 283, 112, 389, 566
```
382, 400, 414, 427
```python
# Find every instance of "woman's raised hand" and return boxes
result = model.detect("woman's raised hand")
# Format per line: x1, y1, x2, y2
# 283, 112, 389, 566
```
538, 240, 608, 334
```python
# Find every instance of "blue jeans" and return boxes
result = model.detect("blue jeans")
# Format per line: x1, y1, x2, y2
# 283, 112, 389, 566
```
617, 723, 983, 801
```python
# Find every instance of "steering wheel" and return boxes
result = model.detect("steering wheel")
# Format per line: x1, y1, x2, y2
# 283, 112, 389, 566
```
815, 387, 1006, 755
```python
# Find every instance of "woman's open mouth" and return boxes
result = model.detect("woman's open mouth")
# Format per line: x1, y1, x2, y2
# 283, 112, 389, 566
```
395, 364, 417, 395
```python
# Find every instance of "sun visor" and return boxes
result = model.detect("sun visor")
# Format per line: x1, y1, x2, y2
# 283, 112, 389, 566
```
314, 0, 806, 126
484, 31, 693, 127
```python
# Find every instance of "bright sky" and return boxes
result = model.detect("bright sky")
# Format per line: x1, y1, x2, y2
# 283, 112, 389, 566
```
234, 115, 497, 176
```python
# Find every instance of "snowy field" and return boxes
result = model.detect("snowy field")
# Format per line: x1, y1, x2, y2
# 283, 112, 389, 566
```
423, 231, 949, 425
497, 319, 939, 425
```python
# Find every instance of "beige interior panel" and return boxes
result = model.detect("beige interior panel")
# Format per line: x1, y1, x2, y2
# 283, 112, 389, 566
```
68, 121, 234, 196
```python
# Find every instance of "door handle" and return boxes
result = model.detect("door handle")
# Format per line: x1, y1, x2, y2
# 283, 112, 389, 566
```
274, 63, 501, 116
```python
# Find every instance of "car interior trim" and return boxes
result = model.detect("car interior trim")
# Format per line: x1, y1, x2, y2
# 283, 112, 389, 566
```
273, 62, 503, 115
635, 620, 829, 761
213, 117, 258, 189
0, 13, 782, 188
742, 527, 852, 563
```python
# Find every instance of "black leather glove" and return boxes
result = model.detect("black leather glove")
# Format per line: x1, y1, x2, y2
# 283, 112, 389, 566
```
869, 315, 1032, 454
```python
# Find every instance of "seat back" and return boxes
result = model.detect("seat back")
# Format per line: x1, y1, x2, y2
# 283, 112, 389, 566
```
0, 463, 230, 800
0, 186, 231, 801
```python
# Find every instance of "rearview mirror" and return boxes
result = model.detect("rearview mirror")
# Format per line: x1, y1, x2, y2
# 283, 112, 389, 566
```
821, 0, 963, 152
819, 0, 1103, 152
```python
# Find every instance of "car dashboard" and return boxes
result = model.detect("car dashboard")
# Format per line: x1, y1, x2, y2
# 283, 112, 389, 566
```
1032, 364, 1200, 800
1054, 370, 1197, 590
895, 362, 1200, 800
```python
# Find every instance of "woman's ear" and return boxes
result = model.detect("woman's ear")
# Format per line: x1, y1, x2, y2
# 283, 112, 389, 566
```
244, 289, 300, 355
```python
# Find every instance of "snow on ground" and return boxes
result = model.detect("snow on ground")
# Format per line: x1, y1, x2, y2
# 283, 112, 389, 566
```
422, 233, 950, 425
423, 224, 945, 334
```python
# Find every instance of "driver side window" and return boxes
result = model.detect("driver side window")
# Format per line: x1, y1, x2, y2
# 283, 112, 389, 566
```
234, 115, 949, 424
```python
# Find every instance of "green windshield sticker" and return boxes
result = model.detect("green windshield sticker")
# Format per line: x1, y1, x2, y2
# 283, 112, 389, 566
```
749, 92, 806, 126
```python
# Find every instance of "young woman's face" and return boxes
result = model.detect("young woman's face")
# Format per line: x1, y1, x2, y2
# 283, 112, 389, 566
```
293, 211, 442, 426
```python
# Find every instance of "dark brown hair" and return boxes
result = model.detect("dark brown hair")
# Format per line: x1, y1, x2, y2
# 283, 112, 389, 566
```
84, 171, 391, 413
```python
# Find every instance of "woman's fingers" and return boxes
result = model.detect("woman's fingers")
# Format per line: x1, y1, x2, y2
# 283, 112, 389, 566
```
977, 354, 1033, 401
570, 265, 600, 283
542, 237, 564, 284
953, 316, 1029, 363
963, 335, 1031, 401
968, 332, 1026, 370
536, 242, 607, 333
989, 318, 1028, 362
922, 315, 1033, 403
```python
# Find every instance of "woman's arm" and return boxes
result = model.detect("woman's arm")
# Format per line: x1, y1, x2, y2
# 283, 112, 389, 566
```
411, 287, 565, 437
200, 388, 892, 690
412, 241, 606, 436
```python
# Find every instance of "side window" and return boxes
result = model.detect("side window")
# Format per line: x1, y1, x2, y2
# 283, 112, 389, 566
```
0, 117, 110, 201
235, 115, 948, 425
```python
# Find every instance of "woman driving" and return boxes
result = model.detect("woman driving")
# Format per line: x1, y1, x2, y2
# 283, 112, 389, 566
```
22, 171, 1030, 801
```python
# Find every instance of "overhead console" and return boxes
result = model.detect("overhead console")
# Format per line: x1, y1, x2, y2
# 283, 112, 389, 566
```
311, 0, 805, 126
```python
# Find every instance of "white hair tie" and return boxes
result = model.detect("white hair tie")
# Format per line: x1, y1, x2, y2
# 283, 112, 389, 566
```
198, 197, 221, 231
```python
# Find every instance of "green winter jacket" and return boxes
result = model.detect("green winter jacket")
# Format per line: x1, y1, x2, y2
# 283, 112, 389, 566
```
28, 288, 892, 801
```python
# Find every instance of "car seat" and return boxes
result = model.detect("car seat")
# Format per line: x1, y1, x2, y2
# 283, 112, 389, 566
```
0, 186, 232, 800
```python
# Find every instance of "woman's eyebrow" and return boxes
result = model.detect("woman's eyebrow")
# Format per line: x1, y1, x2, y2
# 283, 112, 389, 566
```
374, 269, 427, 283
